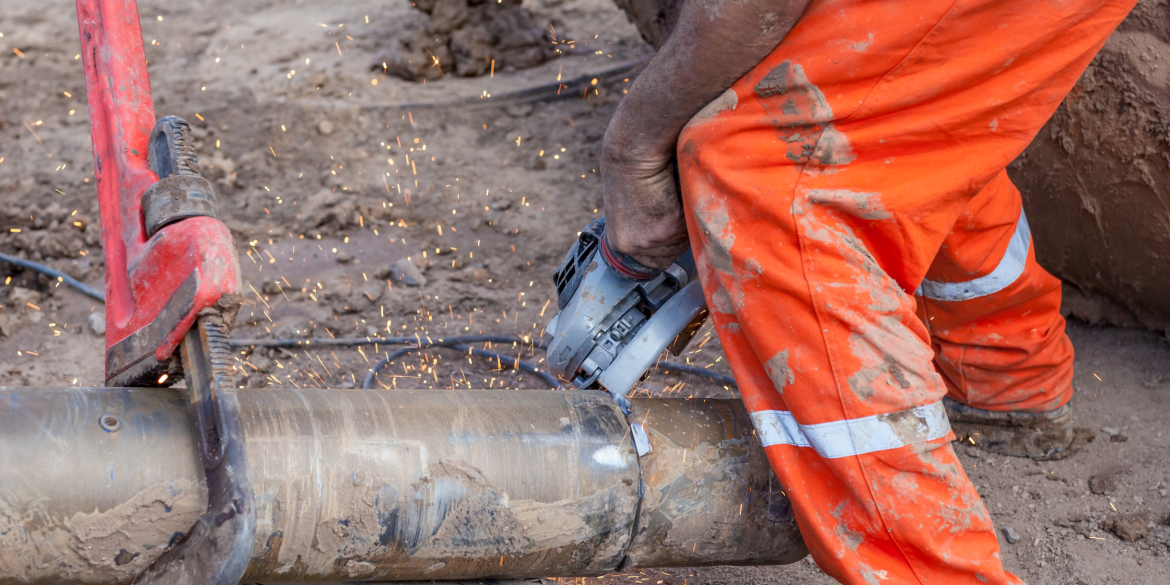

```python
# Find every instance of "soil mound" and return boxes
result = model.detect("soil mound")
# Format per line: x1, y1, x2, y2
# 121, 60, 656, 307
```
1011, 0, 1170, 331
374, 0, 560, 81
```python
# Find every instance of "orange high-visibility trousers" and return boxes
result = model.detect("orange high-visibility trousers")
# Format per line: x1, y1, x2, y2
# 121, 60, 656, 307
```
677, 0, 1135, 583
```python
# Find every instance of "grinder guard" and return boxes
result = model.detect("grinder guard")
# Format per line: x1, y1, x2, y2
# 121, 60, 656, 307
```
545, 219, 711, 397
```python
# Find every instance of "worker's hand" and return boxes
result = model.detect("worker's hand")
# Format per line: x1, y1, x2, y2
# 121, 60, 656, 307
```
600, 136, 690, 271
597, 0, 809, 270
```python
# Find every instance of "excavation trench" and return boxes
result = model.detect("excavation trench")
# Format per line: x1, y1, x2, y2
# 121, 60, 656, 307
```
0, 387, 805, 584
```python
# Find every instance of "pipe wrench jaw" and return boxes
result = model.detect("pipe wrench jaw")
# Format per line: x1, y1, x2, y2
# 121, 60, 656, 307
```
79, 6, 254, 582
104, 116, 239, 388
119, 115, 254, 585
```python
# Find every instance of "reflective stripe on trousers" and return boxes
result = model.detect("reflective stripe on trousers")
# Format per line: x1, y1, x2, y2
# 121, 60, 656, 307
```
916, 210, 1032, 301
914, 173, 1075, 413
751, 402, 951, 459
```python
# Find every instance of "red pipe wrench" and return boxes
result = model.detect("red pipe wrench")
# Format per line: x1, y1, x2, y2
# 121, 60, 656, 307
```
76, 1, 255, 583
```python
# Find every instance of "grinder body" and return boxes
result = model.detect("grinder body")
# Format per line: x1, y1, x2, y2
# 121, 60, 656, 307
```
545, 219, 710, 397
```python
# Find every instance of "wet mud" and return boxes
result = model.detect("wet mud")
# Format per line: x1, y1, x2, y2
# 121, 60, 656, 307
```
0, 479, 205, 584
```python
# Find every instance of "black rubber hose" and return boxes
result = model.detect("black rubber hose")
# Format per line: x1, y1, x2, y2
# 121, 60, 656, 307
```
652, 362, 737, 387
361, 338, 560, 390
0, 254, 738, 390
363, 346, 422, 390
229, 334, 543, 349
364, 57, 650, 112
0, 251, 105, 302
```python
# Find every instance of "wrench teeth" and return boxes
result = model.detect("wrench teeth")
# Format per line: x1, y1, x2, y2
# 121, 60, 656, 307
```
148, 115, 201, 178
142, 116, 221, 237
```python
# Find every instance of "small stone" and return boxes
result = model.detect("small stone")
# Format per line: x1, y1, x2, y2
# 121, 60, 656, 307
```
1002, 525, 1022, 544
1101, 426, 1120, 437
449, 264, 491, 283
1089, 472, 1117, 495
335, 250, 353, 264
9, 286, 43, 308
88, 311, 106, 335
1102, 513, 1149, 541
358, 284, 385, 304
966, 446, 982, 458
388, 257, 426, 287
249, 354, 273, 373
317, 119, 335, 136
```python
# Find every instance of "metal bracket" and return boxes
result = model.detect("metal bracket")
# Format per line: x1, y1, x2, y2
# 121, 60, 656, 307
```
76, 4, 253, 580
129, 116, 255, 585
132, 316, 255, 585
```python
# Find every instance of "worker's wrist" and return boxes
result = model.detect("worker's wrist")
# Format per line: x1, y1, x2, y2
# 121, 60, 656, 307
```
601, 231, 663, 281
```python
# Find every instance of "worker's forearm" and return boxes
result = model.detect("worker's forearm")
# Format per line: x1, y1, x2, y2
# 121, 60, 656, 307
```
599, 0, 809, 268
605, 0, 810, 163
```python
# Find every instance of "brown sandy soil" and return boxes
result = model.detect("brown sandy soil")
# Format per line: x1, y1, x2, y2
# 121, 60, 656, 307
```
0, 1, 1167, 584
1011, 0, 1170, 331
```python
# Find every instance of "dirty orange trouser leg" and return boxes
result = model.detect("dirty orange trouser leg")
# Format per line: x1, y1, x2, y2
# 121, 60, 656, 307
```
676, 0, 1135, 583
915, 171, 1074, 413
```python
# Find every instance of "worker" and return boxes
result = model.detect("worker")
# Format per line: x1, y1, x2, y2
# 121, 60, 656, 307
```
597, 0, 1136, 582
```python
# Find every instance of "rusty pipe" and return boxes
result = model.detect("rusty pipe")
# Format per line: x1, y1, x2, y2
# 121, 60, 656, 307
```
0, 387, 805, 584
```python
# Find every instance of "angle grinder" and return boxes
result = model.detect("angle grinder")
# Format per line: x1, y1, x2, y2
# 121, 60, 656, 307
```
544, 218, 709, 398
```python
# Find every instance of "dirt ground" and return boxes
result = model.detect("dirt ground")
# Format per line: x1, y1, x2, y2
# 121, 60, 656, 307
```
0, 0, 1168, 584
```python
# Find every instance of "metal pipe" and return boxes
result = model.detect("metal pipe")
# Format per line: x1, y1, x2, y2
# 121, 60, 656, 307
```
0, 387, 805, 584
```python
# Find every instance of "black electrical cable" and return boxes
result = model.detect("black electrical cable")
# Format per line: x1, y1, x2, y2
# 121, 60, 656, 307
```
0, 251, 105, 302
229, 334, 538, 349
233, 334, 559, 389
653, 362, 737, 388
0, 253, 739, 390
232, 334, 555, 389
362, 57, 650, 112
361, 338, 560, 390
